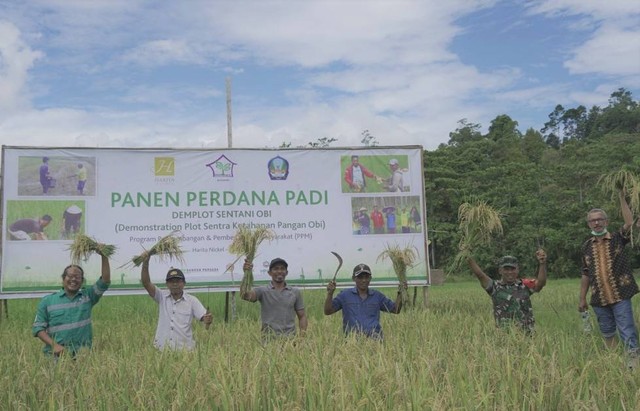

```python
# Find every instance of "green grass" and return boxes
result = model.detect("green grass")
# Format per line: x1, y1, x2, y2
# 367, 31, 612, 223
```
1, 279, 639, 409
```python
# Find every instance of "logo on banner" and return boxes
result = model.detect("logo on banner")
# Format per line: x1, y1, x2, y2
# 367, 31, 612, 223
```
206, 155, 236, 178
154, 157, 175, 183
155, 157, 175, 176
267, 156, 289, 180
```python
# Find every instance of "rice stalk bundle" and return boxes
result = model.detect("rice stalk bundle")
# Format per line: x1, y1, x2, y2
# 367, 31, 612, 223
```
598, 168, 640, 216
451, 199, 503, 273
229, 225, 275, 296
598, 168, 640, 245
131, 231, 185, 267
377, 244, 418, 304
68, 234, 116, 264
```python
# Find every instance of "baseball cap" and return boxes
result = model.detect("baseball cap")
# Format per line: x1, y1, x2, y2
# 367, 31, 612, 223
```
165, 268, 186, 281
269, 258, 288, 270
389, 158, 399, 165
498, 256, 518, 268
352, 263, 372, 277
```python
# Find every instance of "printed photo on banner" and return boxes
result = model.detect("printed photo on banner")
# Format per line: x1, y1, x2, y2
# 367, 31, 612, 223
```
5, 199, 86, 241
350, 196, 422, 235
341, 154, 410, 193
17, 156, 96, 196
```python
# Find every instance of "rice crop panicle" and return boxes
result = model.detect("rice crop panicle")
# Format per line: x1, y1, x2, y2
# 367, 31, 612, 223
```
229, 226, 275, 296
130, 231, 184, 267
1, 280, 638, 409
598, 167, 640, 243
377, 243, 418, 304
451, 198, 503, 273
68, 234, 116, 264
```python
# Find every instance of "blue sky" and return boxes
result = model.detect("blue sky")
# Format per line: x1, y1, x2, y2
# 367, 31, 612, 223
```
0, 0, 638, 151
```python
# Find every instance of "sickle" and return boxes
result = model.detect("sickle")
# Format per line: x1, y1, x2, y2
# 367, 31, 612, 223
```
331, 251, 343, 282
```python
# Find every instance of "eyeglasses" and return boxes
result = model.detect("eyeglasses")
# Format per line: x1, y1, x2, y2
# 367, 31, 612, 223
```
64, 275, 83, 281
588, 218, 607, 224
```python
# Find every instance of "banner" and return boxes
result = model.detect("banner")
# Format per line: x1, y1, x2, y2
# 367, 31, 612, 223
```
1, 146, 430, 297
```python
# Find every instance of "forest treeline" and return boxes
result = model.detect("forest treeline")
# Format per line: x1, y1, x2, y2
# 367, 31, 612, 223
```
424, 88, 640, 278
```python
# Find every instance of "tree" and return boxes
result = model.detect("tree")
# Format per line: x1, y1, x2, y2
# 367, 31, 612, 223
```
487, 114, 521, 142
521, 128, 546, 163
592, 88, 640, 137
360, 130, 378, 147
447, 119, 482, 147
307, 137, 337, 148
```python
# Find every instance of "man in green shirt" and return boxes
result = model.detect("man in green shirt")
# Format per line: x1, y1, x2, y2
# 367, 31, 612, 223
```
32, 252, 111, 356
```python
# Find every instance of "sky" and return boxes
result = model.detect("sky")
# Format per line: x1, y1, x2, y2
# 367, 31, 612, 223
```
0, 0, 639, 152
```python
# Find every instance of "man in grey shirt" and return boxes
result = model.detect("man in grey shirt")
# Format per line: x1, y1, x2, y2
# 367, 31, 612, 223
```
241, 258, 308, 337
386, 158, 404, 192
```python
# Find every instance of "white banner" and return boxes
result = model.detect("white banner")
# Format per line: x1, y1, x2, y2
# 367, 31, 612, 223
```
1, 146, 430, 297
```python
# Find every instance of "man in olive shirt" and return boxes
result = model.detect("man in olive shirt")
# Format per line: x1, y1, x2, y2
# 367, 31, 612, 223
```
241, 258, 307, 337
32, 252, 111, 356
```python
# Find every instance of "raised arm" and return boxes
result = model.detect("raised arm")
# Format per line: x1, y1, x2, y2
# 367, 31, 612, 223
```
140, 252, 156, 298
391, 282, 408, 314
467, 256, 492, 289
532, 249, 547, 292
100, 251, 111, 284
324, 280, 337, 315
620, 189, 633, 230
240, 260, 257, 302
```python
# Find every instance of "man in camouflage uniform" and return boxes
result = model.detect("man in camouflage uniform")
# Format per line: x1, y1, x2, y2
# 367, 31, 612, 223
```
467, 250, 547, 333
579, 189, 639, 368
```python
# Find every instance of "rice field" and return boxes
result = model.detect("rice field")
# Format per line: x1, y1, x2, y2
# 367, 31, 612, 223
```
1, 279, 639, 410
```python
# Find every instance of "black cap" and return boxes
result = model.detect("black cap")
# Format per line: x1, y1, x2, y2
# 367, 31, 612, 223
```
352, 263, 372, 277
269, 258, 288, 270
165, 268, 185, 281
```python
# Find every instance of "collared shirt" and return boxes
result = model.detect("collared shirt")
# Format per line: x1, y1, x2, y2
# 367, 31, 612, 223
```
352, 166, 365, 187
254, 283, 304, 336
330, 287, 396, 338
582, 227, 638, 307
32, 277, 109, 355
152, 286, 207, 350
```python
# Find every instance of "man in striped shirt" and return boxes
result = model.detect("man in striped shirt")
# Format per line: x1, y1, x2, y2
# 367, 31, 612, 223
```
32, 253, 111, 357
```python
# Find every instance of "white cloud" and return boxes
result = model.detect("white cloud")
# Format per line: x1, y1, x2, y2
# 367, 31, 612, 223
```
527, 0, 640, 78
526, 0, 640, 21
0, 0, 637, 158
0, 21, 43, 116
121, 39, 206, 66
565, 27, 640, 76
203, 1, 495, 68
